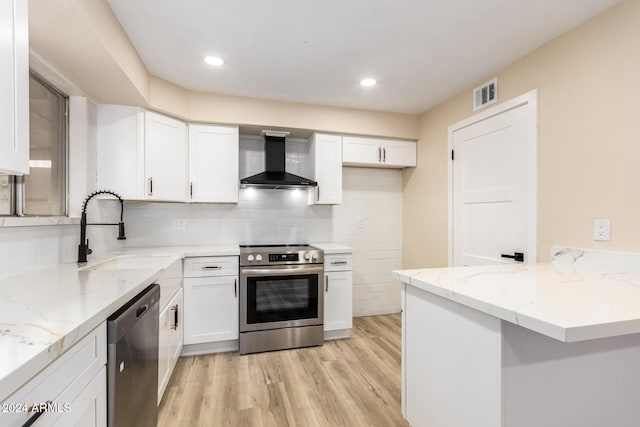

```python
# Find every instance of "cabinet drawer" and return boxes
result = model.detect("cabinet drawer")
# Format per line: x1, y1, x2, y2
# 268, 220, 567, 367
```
184, 256, 239, 278
1, 323, 107, 427
324, 254, 353, 272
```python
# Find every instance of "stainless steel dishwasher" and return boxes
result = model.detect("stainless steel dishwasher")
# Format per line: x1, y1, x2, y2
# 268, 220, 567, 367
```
107, 283, 160, 427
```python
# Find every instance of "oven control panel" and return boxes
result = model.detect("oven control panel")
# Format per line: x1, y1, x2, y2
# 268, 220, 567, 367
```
269, 253, 299, 262
240, 246, 324, 266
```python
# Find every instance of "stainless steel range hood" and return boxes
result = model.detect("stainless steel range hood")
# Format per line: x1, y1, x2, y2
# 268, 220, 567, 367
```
240, 131, 317, 189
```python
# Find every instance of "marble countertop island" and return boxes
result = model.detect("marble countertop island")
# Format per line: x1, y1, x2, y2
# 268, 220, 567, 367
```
396, 248, 640, 427
394, 260, 640, 342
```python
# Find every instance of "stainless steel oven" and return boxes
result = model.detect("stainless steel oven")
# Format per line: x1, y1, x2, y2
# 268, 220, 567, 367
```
239, 245, 324, 354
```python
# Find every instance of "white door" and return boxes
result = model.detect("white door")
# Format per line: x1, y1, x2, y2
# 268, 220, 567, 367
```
451, 92, 537, 266
188, 124, 239, 203
144, 111, 188, 202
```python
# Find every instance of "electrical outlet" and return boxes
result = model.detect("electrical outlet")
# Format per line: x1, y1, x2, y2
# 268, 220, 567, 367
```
176, 218, 187, 231
593, 219, 610, 241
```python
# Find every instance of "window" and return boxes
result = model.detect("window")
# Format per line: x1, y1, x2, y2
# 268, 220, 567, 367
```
0, 73, 67, 216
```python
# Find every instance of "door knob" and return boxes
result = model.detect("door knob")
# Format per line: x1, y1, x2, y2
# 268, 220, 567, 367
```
501, 252, 524, 262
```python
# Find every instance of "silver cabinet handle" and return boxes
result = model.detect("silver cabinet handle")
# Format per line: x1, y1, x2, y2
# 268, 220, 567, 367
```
202, 265, 222, 270
317, 186, 320, 202
190, 181, 193, 199
148, 177, 153, 196
378, 147, 381, 162
325, 275, 329, 292
382, 147, 386, 162
331, 261, 348, 266
234, 279, 237, 298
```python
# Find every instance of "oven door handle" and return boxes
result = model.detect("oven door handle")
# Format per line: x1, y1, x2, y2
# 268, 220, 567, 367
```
241, 266, 324, 276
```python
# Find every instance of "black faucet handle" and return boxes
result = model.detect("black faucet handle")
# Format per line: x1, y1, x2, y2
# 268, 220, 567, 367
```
86, 239, 93, 255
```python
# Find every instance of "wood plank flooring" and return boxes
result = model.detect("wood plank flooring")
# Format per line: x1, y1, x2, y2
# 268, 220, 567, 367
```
158, 314, 408, 427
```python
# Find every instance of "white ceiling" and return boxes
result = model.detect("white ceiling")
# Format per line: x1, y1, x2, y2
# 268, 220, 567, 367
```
107, 0, 619, 114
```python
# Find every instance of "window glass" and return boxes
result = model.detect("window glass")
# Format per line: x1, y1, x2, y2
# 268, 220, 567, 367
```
24, 74, 66, 216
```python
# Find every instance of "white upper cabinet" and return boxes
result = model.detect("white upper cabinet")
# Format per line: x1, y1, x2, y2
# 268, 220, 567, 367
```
309, 133, 342, 205
342, 136, 416, 168
97, 106, 242, 204
188, 124, 239, 203
145, 111, 188, 202
342, 137, 380, 165
97, 105, 145, 200
0, 0, 29, 175
382, 139, 417, 167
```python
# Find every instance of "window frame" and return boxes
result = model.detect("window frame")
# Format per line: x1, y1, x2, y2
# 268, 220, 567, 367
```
1, 71, 70, 218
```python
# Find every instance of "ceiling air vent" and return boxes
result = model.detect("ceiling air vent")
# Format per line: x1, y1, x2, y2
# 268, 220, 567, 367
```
473, 78, 497, 111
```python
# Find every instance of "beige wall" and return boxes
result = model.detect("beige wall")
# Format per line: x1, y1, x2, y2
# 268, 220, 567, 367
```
403, 0, 640, 268
29, 0, 419, 140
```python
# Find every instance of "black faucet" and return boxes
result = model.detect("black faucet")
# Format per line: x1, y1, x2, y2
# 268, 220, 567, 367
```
78, 190, 126, 263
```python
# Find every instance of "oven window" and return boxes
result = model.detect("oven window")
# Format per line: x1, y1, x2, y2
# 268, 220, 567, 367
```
247, 274, 318, 324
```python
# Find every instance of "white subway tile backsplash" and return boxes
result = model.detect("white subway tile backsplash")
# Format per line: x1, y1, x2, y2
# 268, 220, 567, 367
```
0, 225, 77, 280
1, 163, 403, 319
333, 167, 403, 317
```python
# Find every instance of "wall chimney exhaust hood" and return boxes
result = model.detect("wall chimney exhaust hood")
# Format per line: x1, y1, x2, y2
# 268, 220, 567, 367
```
240, 131, 317, 189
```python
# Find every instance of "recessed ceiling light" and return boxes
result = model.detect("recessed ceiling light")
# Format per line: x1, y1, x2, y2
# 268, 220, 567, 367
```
360, 78, 376, 87
204, 56, 224, 66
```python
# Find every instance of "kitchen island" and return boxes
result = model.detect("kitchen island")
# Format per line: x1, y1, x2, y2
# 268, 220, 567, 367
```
393, 248, 640, 427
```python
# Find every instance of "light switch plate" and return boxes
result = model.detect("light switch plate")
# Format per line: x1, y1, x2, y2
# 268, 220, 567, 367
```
593, 219, 610, 241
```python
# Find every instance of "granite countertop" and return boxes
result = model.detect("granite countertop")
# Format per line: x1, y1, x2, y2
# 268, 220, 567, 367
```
393, 257, 640, 343
0, 244, 239, 403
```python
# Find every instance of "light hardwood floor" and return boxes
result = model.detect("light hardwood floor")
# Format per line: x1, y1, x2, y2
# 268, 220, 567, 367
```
158, 314, 408, 427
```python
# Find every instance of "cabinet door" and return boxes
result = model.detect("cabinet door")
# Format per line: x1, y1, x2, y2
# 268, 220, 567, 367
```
382, 140, 417, 167
144, 111, 188, 202
96, 105, 145, 200
159, 289, 183, 403
311, 133, 342, 205
188, 124, 239, 203
324, 271, 353, 332
0, 0, 29, 175
342, 136, 381, 166
51, 366, 107, 427
169, 290, 183, 364
158, 301, 171, 402
184, 276, 239, 344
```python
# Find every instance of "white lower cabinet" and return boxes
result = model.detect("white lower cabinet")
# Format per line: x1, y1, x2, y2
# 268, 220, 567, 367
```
158, 288, 183, 403
183, 256, 240, 348
184, 276, 239, 344
323, 253, 353, 338
1, 323, 107, 427
51, 366, 106, 427
324, 270, 353, 331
